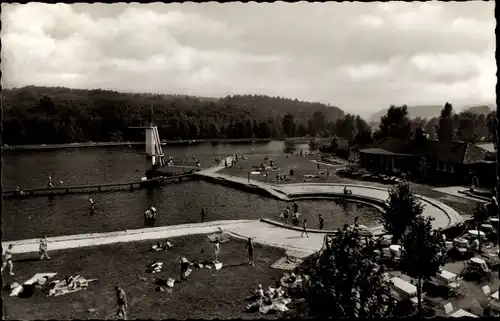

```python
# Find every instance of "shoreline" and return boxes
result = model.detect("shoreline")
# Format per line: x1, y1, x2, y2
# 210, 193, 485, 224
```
1, 137, 330, 151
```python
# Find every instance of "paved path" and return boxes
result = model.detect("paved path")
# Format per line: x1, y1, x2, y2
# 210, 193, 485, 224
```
433, 186, 489, 203
3, 219, 323, 255
197, 168, 463, 230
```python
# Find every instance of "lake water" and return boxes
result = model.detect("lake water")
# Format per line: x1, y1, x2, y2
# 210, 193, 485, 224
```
3, 141, 311, 190
3, 141, 381, 241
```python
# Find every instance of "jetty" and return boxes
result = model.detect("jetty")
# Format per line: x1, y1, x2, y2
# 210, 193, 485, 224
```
3, 174, 197, 198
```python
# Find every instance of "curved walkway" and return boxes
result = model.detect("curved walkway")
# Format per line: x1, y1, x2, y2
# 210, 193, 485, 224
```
197, 160, 463, 231
3, 220, 324, 256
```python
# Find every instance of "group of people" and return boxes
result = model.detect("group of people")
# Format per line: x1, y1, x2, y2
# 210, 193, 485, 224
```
279, 202, 325, 235
2, 235, 52, 276
223, 154, 243, 168
245, 282, 290, 313
2, 234, 130, 319
144, 206, 157, 222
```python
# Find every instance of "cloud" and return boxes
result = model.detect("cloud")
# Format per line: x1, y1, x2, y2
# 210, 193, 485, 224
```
356, 14, 384, 28
1, 2, 495, 116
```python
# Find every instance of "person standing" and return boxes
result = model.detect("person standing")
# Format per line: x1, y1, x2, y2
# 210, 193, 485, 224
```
284, 207, 290, 220
39, 235, 51, 260
201, 208, 206, 223
318, 214, 324, 230
179, 257, 190, 281
115, 285, 128, 320
292, 212, 300, 227
89, 198, 95, 213
47, 176, 54, 188
245, 237, 255, 266
214, 239, 221, 263
301, 219, 309, 238
1, 244, 15, 276
292, 202, 299, 214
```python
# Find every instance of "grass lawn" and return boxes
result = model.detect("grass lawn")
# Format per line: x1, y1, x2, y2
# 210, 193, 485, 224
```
2, 234, 287, 320
409, 185, 477, 217
220, 154, 347, 185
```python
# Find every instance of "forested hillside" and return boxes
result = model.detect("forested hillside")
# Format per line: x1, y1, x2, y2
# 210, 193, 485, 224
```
1, 86, 348, 145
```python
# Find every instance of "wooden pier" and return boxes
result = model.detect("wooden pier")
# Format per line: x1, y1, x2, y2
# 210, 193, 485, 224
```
3, 174, 197, 198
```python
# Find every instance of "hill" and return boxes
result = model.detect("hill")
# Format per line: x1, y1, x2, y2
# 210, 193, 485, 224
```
463, 105, 493, 116
368, 105, 443, 122
369, 103, 495, 123
1, 86, 345, 145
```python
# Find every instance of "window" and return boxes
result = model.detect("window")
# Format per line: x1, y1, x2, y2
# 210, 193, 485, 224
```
449, 164, 455, 173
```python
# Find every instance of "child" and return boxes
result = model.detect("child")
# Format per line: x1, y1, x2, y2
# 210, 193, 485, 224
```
318, 214, 324, 230
301, 219, 309, 238
214, 239, 220, 263
39, 235, 51, 260
245, 238, 255, 266
115, 285, 128, 320
1, 244, 15, 276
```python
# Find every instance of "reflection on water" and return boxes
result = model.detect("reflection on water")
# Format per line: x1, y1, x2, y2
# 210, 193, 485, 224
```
3, 141, 314, 190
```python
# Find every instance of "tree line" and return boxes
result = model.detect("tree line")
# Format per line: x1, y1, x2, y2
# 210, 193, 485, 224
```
371, 103, 496, 144
1, 86, 365, 145
2, 86, 494, 147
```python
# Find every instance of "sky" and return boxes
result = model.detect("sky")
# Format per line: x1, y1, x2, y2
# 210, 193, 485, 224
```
1, 2, 496, 117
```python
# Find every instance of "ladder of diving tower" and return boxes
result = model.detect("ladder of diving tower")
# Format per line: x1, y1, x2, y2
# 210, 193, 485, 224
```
153, 127, 164, 166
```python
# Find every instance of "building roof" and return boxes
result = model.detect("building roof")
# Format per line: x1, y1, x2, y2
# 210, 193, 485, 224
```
358, 148, 413, 156
349, 142, 371, 150
359, 138, 488, 165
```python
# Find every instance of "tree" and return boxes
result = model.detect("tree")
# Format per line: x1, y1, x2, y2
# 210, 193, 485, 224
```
424, 117, 438, 140
329, 136, 339, 150
400, 216, 447, 315
486, 111, 497, 147
38, 95, 56, 114
382, 181, 425, 244
354, 115, 371, 134
334, 114, 357, 141
255, 121, 270, 138
282, 113, 296, 137
351, 131, 373, 147
296, 123, 307, 137
305, 223, 394, 318
373, 105, 411, 141
436, 102, 454, 141
311, 111, 326, 137
413, 127, 427, 143
456, 112, 478, 142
